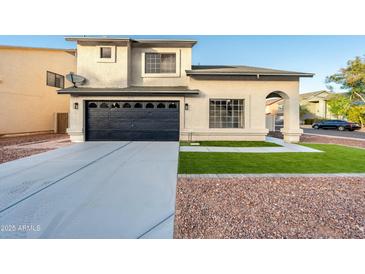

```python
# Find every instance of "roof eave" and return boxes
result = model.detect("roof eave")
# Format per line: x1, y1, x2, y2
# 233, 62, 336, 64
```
186, 71, 314, 77
65, 37, 197, 47
57, 87, 200, 96
65, 37, 132, 42
0, 44, 76, 53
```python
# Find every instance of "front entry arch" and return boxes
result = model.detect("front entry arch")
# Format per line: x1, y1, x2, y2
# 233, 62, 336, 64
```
265, 91, 302, 143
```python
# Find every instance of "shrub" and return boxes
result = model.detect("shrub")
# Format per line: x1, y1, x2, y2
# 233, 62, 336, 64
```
347, 106, 365, 127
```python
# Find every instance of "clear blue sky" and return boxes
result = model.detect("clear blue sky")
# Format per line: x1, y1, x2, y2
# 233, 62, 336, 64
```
1, 35, 364, 93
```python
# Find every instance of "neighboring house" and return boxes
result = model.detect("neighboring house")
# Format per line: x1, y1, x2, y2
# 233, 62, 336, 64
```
299, 90, 336, 123
265, 97, 284, 132
58, 37, 313, 143
0, 45, 76, 136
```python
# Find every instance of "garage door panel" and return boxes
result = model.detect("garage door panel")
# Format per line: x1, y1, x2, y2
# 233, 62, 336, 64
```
108, 120, 132, 128
109, 110, 178, 120
131, 120, 179, 130
86, 101, 180, 141
87, 111, 109, 118
147, 111, 178, 119
110, 111, 147, 120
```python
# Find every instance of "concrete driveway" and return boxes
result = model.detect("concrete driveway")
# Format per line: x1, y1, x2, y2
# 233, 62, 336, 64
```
0, 141, 179, 239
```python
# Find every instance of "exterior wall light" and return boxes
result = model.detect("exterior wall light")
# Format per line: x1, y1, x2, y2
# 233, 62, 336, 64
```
185, 103, 189, 110
74, 102, 79, 110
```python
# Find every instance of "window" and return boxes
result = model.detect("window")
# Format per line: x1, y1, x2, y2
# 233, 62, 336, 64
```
168, 103, 177, 109
47, 71, 64, 88
100, 47, 112, 58
134, 103, 142, 108
88, 102, 97, 108
146, 103, 154, 108
157, 103, 166, 109
111, 102, 120, 108
100, 102, 109, 108
145, 53, 176, 73
123, 103, 131, 108
209, 99, 244, 128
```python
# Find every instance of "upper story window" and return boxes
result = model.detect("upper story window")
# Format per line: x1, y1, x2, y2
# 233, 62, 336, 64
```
47, 71, 64, 88
100, 47, 112, 59
145, 53, 176, 73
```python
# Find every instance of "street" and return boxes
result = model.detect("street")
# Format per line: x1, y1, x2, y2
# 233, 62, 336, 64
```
303, 128, 365, 140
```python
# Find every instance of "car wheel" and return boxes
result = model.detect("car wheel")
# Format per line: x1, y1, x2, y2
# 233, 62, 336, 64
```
313, 125, 319, 129
338, 126, 345, 131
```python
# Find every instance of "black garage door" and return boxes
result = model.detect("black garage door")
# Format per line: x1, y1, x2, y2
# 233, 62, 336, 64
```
86, 101, 179, 141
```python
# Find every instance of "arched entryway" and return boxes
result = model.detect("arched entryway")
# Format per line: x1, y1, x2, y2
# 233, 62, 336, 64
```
265, 91, 302, 143
265, 91, 288, 132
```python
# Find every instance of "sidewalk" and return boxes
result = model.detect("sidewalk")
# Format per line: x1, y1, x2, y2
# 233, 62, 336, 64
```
179, 137, 322, 153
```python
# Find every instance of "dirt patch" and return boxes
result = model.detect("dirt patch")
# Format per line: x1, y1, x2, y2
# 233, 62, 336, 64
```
0, 134, 71, 164
174, 177, 365, 239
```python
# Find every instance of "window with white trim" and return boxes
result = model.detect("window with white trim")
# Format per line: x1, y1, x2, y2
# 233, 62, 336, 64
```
209, 99, 244, 128
100, 47, 112, 58
145, 53, 176, 73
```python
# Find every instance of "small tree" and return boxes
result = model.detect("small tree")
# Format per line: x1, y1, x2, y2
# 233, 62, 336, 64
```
347, 105, 365, 127
327, 94, 351, 118
326, 56, 365, 103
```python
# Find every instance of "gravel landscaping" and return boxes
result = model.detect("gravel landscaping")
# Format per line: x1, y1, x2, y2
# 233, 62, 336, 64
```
0, 134, 70, 164
174, 177, 365, 239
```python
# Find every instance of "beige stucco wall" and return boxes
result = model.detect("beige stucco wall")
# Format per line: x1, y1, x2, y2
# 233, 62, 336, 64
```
185, 78, 301, 141
130, 47, 192, 87
77, 44, 130, 88
0, 47, 76, 135
68, 78, 302, 142
76, 43, 192, 88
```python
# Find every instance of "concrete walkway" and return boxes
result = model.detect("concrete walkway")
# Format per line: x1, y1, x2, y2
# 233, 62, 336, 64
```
180, 137, 322, 153
0, 141, 179, 239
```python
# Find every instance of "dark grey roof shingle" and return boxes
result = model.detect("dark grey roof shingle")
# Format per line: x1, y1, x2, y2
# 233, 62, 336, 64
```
57, 86, 200, 96
186, 65, 314, 77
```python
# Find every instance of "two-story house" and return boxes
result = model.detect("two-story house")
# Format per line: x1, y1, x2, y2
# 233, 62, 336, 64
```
58, 37, 313, 143
0, 45, 76, 136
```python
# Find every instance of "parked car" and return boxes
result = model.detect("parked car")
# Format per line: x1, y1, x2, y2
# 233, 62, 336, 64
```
312, 120, 361, 131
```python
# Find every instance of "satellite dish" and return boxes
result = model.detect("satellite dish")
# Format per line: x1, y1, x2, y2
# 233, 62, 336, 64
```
66, 72, 86, 87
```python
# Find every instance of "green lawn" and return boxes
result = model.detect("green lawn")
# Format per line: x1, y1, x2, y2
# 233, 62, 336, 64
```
178, 144, 365, 174
180, 141, 281, 147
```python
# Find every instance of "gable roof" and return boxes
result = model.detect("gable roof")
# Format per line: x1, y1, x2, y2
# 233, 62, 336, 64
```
300, 90, 333, 100
186, 65, 314, 77
65, 37, 197, 47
